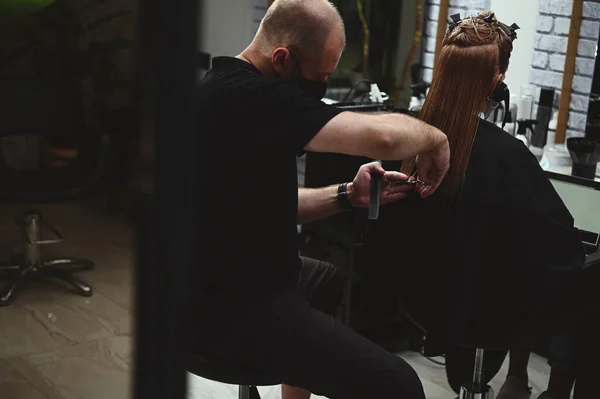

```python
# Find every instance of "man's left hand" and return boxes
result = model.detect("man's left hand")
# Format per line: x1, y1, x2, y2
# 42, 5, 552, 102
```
349, 162, 412, 208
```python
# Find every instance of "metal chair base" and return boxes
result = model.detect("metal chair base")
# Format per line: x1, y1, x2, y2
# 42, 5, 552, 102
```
238, 385, 261, 399
458, 384, 494, 399
458, 349, 494, 399
0, 210, 94, 306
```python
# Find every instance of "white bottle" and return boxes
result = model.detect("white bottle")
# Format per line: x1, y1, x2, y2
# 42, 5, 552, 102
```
546, 111, 558, 146
504, 121, 516, 136
516, 135, 529, 147
515, 120, 531, 147
409, 96, 421, 112
518, 85, 535, 121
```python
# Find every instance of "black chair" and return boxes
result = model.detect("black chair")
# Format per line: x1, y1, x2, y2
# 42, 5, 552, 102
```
0, 79, 109, 306
187, 354, 281, 399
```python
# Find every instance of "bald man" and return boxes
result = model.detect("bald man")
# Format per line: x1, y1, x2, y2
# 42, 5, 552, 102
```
189, 1, 449, 398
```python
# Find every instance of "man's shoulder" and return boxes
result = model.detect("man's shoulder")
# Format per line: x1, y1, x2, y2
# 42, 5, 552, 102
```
199, 57, 263, 90
198, 56, 296, 106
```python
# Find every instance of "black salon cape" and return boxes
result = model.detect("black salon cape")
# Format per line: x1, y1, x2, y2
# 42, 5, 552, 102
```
360, 120, 586, 356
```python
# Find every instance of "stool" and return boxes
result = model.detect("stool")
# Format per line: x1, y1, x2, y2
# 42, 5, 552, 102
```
187, 353, 281, 399
0, 210, 94, 306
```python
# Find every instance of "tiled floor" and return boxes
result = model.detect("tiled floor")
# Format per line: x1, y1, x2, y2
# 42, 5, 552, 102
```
0, 201, 134, 399
0, 200, 556, 399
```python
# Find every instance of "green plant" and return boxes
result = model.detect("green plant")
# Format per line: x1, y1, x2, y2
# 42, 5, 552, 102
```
0, 0, 134, 114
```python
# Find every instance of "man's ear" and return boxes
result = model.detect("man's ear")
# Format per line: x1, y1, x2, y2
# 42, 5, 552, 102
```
271, 47, 290, 76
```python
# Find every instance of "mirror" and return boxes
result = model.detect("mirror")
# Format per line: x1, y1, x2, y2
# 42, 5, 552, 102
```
0, 0, 137, 398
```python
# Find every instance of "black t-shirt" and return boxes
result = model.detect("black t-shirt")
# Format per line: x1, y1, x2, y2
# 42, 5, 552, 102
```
193, 56, 342, 305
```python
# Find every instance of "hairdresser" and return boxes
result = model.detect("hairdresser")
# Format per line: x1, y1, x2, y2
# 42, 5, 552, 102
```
188, 0, 449, 398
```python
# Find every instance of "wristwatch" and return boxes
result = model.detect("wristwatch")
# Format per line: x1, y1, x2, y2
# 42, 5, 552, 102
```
337, 183, 353, 211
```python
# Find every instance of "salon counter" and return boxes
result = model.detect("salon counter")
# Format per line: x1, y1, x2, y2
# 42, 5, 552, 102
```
546, 164, 600, 183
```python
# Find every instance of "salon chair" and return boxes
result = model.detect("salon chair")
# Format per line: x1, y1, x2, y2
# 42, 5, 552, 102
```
0, 79, 109, 306
187, 353, 280, 399
445, 321, 533, 398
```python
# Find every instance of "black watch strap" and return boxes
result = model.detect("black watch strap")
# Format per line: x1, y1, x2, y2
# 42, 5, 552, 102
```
337, 183, 353, 211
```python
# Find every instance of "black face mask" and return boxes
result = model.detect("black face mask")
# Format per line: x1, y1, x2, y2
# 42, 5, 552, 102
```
288, 55, 328, 100
291, 77, 328, 100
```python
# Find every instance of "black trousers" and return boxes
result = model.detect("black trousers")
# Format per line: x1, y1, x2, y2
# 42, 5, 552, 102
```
194, 256, 425, 399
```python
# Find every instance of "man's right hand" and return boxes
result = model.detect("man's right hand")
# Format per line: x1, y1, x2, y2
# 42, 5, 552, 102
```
415, 139, 450, 198
307, 112, 451, 193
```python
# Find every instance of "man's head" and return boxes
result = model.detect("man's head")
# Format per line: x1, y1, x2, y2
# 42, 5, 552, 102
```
252, 0, 345, 98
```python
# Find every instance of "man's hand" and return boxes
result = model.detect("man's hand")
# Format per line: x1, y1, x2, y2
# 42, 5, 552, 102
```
349, 162, 412, 208
415, 139, 450, 198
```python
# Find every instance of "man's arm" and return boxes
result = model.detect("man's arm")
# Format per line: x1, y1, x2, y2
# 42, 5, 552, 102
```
305, 112, 450, 197
297, 163, 413, 225
297, 184, 354, 225
304, 111, 446, 161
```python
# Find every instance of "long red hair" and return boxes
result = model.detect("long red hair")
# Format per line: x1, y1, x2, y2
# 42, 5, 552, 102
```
402, 11, 514, 199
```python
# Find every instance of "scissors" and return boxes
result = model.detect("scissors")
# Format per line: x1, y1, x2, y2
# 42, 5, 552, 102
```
401, 171, 432, 187
393, 179, 431, 187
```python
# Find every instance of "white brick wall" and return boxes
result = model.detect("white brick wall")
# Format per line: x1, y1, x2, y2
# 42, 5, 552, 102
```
530, 69, 564, 89
580, 19, 600, 39
583, 1, 600, 18
549, 53, 566, 71
536, 34, 569, 52
536, 15, 554, 33
553, 17, 572, 35
528, 0, 600, 139
539, 0, 573, 16
532, 51, 550, 68
576, 57, 596, 75
578, 38, 598, 57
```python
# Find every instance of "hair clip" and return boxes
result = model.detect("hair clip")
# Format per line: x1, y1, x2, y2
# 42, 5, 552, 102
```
448, 13, 462, 30
481, 12, 496, 24
509, 23, 520, 39
497, 21, 520, 41
447, 12, 519, 41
